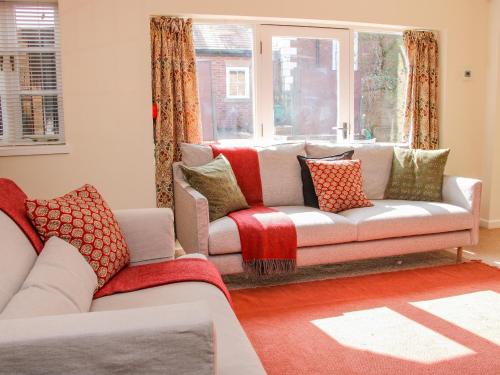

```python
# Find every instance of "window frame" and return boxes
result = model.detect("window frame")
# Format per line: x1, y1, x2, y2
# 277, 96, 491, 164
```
226, 66, 250, 99
193, 18, 410, 145
258, 25, 351, 141
0, 1, 65, 156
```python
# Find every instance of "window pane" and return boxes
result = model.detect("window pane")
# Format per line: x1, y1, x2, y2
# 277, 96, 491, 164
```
354, 32, 407, 143
21, 95, 59, 139
272, 37, 339, 141
0, 3, 63, 146
19, 52, 57, 91
193, 24, 254, 141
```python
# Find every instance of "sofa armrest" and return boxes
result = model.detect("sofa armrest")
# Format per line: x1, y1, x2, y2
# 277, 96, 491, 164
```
113, 208, 175, 264
442, 176, 482, 245
174, 162, 209, 256
0, 302, 215, 375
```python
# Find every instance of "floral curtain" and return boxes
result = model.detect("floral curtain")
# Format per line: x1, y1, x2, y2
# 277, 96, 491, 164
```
150, 17, 201, 208
403, 30, 439, 150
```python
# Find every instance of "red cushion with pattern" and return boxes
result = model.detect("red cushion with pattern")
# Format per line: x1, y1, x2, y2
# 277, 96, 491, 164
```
306, 159, 373, 213
26, 185, 130, 289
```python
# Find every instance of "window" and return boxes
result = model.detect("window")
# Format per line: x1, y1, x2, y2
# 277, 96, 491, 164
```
260, 26, 350, 141
193, 24, 254, 141
193, 22, 408, 143
226, 67, 249, 99
353, 32, 407, 143
0, 2, 64, 147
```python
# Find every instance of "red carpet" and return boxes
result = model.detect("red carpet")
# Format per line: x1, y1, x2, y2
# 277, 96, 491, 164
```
231, 262, 500, 374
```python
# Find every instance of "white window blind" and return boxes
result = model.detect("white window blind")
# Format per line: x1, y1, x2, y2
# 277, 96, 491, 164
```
0, 1, 64, 147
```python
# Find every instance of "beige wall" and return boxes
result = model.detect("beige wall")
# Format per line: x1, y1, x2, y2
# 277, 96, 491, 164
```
481, 0, 500, 227
0, 0, 493, 214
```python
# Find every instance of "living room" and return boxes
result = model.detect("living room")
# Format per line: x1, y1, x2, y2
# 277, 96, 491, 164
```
1, 0, 499, 373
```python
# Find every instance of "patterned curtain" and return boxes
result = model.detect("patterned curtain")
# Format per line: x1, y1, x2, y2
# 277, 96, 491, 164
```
403, 30, 439, 150
150, 17, 201, 208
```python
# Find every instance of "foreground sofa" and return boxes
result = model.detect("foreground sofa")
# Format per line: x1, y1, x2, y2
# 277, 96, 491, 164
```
174, 142, 482, 275
0, 207, 265, 374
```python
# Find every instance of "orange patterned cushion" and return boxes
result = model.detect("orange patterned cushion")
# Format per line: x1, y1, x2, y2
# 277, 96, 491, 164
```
26, 185, 130, 289
306, 159, 373, 213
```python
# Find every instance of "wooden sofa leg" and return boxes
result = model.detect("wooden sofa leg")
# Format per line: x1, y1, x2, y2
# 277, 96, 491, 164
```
456, 247, 463, 263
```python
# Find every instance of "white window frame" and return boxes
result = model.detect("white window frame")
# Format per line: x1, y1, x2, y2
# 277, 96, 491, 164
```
191, 19, 410, 145
0, 1, 66, 156
258, 25, 351, 141
226, 66, 250, 99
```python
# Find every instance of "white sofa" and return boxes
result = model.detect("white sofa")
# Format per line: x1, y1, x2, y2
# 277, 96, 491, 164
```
174, 142, 482, 275
0, 207, 265, 375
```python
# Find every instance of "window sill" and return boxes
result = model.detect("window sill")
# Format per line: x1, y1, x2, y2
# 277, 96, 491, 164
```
0, 144, 71, 157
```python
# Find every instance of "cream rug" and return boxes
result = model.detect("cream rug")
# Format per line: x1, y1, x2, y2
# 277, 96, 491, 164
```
223, 250, 460, 290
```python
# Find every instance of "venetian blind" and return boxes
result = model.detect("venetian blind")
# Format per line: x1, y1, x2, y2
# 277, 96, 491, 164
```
0, 1, 64, 146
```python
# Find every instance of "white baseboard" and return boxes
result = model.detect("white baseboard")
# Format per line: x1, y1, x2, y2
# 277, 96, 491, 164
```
480, 218, 500, 229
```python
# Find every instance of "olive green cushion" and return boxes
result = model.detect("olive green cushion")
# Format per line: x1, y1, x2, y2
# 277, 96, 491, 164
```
180, 155, 249, 221
384, 148, 450, 202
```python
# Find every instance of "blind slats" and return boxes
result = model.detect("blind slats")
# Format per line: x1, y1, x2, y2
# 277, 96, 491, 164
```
0, 1, 64, 146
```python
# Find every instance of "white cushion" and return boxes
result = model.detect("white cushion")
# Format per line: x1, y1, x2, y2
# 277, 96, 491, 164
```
180, 143, 213, 167
305, 143, 395, 199
258, 143, 306, 206
0, 211, 37, 312
0, 237, 98, 319
339, 200, 474, 242
91, 282, 265, 375
181, 142, 307, 206
208, 206, 357, 255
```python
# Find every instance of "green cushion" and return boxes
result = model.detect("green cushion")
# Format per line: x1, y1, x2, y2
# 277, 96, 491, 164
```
384, 148, 450, 202
180, 155, 249, 221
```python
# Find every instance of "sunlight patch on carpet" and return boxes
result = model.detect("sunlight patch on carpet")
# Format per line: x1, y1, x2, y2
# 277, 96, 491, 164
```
411, 290, 500, 346
311, 307, 474, 364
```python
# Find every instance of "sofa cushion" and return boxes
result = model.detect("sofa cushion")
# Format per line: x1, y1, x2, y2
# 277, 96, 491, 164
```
258, 143, 306, 206
306, 143, 394, 199
181, 143, 307, 207
338, 200, 474, 242
180, 143, 213, 167
26, 184, 130, 289
385, 147, 450, 201
297, 150, 354, 208
0, 212, 37, 312
208, 206, 357, 255
1, 237, 97, 320
91, 282, 265, 375
180, 155, 249, 221
307, 159, 373, 213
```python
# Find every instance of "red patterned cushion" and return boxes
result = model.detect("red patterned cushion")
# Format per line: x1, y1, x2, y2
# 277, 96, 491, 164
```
306, 159, 373, 213
26, 185, 130, 289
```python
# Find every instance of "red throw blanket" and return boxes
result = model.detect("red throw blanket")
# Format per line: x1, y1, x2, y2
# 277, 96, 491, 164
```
210, 145, 297, 275
94, 258, 232, 304
0, 178, 43, 253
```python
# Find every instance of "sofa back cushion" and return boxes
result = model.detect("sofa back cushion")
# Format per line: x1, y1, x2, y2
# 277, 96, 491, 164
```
181, 143, 307, 207
305, 143, 394, 199
180, 143, 213, 167
0, 237, 97, 320
0, 211, 37, 312
258, 143, 306, 206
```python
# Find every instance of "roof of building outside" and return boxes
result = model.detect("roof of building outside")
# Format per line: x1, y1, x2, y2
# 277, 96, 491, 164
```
193, 24, 252, 51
